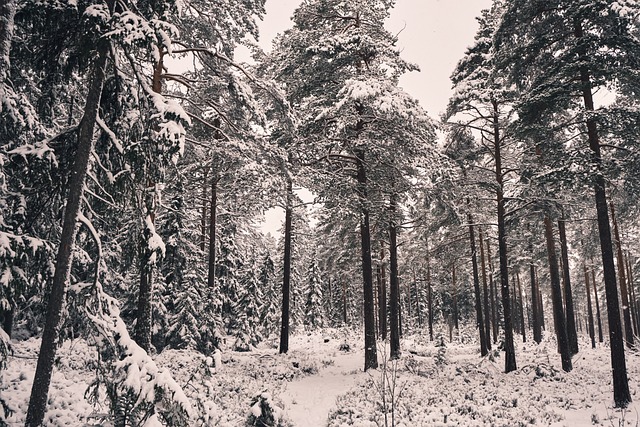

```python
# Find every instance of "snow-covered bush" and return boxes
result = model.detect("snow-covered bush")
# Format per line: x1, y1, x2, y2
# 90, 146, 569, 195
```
85, 283, 193, 426
246, 392, 291, 427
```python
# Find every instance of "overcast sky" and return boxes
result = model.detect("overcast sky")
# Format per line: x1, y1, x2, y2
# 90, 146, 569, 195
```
257, 0, 493, 117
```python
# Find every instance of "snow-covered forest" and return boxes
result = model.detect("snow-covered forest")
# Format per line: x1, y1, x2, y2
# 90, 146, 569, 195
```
2, 0, 640, 425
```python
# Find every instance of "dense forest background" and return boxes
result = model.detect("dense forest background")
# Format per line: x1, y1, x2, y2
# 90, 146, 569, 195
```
1, 0, 640, 425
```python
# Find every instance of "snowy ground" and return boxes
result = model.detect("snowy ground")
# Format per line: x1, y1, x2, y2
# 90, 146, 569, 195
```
2, 328, 640, 426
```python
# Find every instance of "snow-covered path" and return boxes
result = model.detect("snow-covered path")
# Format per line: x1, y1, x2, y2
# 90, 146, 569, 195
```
280, 349, 367, 427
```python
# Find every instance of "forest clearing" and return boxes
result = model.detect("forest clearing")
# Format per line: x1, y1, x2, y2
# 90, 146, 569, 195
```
2, 0, 640, 425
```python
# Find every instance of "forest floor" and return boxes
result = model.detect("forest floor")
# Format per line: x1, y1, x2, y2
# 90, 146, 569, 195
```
2, 327, 640, 426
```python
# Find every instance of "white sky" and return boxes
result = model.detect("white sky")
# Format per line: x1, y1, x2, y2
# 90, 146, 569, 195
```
258, 0, 492, 234
257, 0, 493, 117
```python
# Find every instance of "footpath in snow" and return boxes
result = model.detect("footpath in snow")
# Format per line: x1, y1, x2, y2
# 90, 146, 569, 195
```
280, 346, 366, 427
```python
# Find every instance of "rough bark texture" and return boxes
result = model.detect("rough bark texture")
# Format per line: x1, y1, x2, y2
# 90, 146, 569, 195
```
610, 203, 634, 347
479, 228, 492, 350
516, 273, 526, 343
427, 243, 434, 342
25, 22, 111, 426
279, 181, 293, 354
558, 220, 579, 354
575, 19, 630, 407
530, 241, 542, 343
377, 246, 387, 340
451, 263, 459, 330
493, 100, 516, 373
468, 214, 487, 356
389, 198, 401, 359
591, 268, 604, 343
356, 148, 378, 370
206, 174, 218, 289
584, 262, 596, 349
487, 237, 498, 344
543, 216, 572, 372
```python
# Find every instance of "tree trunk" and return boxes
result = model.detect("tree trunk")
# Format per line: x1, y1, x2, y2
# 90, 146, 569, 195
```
356, 148, 378, 370
451, 262, 459, 330
558, 219, 579, 354
584, 262, 596, 349
627, 254, 639, 334
543, 216, 572, 372
389, 195, 401, 359
610, 203, 634, 347
25, 17, 112, 425
200, 168, 208, 252
427, 242, 433, 342
492, 99, 516, 373
1, 306, 13, 338
206, 174, 219, 289
591, 268, 604, 343
575, 19, 630, 407
469, 213, 488, 356
479, 228, 492, 350
487, 237, 498, 344
530, 241, 542, 343
279, 180, 293, 354
378, 246, 387, 340
135, 227, 153, 352
517, 272, 526, 343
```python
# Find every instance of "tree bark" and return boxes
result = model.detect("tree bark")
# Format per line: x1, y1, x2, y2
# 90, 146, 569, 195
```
25, 16, 112, 425
530, 241, 542, 343
451, 262, 459, 331
517, 272, 526, 343
356, 148, 378, 370
479, 228, 492, 350
584, 262, 596, 349
543, 216, 572, 372
591, 268, 604, 343
575, 19, 630, 407
610, 203, 634, 347
486, 237, 498, 343
279, 180, 293, 354
389, 195, 401, 359
492, 99, 516, 373
206, 174, 219, 289
427, 241, 434, 342
558, 219, 579, 354
377, 246, 387, 340
469, 213, 488, 356
0, 0, 16, 91
200, 168, 208, 252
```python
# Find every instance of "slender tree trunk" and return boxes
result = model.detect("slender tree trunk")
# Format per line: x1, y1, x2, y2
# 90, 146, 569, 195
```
25, 17, 112, 425
627, 254, 639, 334
469, 213, 488, 356
492, 99, 516, 373
0, 0, 16, 98
279, 180, 293, 354
530, 241, 542, 343
1, 306, 13, 338
517, 272, 526, 343
486, 237, 498, 343
389, 195, 401, 359
610, 203, 634, 347
206, 175, 219, 289
452, 262, 459, 330
427, 242, 433, 342
356, 148, 378, 370
591, 268, 604, 343
378, 246, 387, 340
342, 282, 347, 324
135, 227, 153, 352
543, 216, 572, 372
558, 219, 579, 354
479, 228, 492, 350
200, 168, 208, 252
575, 19, 630, 407
584, 262, 596, 349
538, 284, 545, 331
